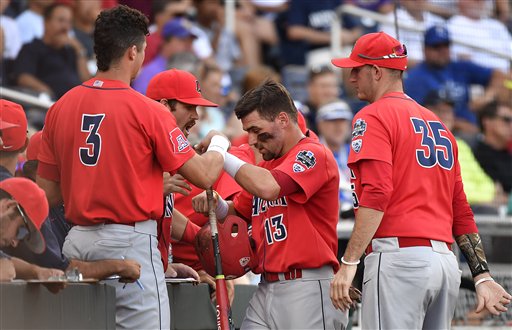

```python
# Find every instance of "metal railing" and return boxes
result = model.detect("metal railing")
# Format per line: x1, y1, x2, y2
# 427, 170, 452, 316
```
0, 86, 53, 109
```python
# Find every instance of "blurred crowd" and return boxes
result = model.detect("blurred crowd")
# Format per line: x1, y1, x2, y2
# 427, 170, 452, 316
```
1, 0, 511, 216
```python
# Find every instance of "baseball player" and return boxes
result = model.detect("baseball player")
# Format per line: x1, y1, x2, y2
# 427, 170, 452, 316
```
36, 6, 229, 330
146, 68, 256, 302
329, 32, 511, 329
193, 81, 348, 329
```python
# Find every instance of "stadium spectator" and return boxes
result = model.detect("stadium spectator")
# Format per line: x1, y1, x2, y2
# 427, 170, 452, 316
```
304, 66, 340, 133
16, 0, 54, 45
423, 90, 503, 209
474, 102, 512, 196
380, 0, 444, 66
316, 99, 353, 212
71, 0, 101, 60
448, 0, 512, 73
1, 0, 22, 62
279, 0, 362, 66
144, 0, 193, 65
404, 25, 508, 136
133, 17, 197, 95
13, 3, 90, 99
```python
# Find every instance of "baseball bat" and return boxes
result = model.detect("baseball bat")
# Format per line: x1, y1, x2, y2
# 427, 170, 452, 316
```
206, 188, 234, 330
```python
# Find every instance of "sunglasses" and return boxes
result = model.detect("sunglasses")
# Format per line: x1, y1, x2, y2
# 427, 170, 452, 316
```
358, 44, 408, 60
15, 203, 31, 241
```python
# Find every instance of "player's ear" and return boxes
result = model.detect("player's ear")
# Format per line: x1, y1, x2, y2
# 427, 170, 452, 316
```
277, 112, 289, 127
128, 45, 137, 60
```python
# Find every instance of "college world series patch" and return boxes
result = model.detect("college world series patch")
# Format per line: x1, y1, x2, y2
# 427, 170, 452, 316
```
352, 118, 367, 138
295, 150, 316, 169
352, 139, 362, 153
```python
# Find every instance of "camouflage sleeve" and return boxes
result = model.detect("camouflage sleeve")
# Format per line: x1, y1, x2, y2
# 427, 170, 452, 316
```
455, 233, 490, 278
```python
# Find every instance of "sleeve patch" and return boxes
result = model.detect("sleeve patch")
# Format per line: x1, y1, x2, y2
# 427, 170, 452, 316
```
351, 139, 362, 153
352, 118, 367, 139
292, 163, 305, 173
295, 150, 316, 169
169, 128, 191, 153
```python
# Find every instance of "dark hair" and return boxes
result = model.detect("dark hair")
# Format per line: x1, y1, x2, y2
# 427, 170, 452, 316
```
0, 189, 11, 200
43, 3, 71, 21
234, 80, 298, 122
22, 160, 38, 181
94, 5, 149, 72
478, 100, 499, 132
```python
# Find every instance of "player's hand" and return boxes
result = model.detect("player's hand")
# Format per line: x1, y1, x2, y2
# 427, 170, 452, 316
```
194, 130, 227, 154
117, 259, 141, 283
192, 190, 219, 216
475, 279, 511, 315
330, 263, 358, 312
166, 263, 200, 282
35, 266, 65, 280
163, 173, 191, 196
0, 258, 16, 281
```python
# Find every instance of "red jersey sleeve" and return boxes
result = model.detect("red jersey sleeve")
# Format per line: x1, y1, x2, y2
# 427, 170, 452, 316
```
273, 142, 337, 204
358, 159, 393, 212
233, 189, 253, 220
150, 106, 195, 174
452, 160, 478, 236
348, 110, 392, 166
37, 108, 57, 167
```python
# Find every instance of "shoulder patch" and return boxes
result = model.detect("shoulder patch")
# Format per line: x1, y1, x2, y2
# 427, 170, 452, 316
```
292, 163, 305, 173
295, 150, 316, 169
352, 118, 367, 139
351, 139, 362, 153
169, 128, 191, 153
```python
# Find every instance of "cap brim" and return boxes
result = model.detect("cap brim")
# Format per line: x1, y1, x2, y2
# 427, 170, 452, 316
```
331, 57, 365, 68
178, 97, 218, 107
0, 121, 19, 130
26, 222, 46, 254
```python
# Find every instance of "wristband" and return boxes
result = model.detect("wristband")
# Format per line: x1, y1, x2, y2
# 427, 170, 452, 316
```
215, 195, 229, 219
181, 221, 201, 243
224, 152, 247, 178
341, 256, 360, 266
474, 277, 494, 287
207, 135, 230, 160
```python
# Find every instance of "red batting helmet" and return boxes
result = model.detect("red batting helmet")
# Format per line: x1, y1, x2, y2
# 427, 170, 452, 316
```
194, 215, 258, 279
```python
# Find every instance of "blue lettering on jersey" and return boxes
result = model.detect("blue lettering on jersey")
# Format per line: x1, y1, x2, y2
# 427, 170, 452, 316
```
252, 196, 288, 216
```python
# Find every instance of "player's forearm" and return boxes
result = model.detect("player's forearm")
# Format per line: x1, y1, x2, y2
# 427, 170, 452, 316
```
36, 175, 63, 207
234, 164, 280, 201
455, 233, 490, 278
343, 207, 384, 262
171, 208, 189, 241
178, 152, 224, 189
11, 257, 39, 279
69, 259, 120, 280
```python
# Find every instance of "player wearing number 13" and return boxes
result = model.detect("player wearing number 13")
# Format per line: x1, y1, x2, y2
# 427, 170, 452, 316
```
330, 32, 511, 329
35, 6, 228, 330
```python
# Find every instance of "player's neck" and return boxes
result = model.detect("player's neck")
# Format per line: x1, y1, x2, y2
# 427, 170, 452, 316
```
0, 156, 17, 176
95, 67, 133, 86
371, 80, 404, 103
283, 126, 306, 156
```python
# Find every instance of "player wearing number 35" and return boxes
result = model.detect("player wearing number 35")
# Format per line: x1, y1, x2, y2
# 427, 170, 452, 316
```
329, 32, 511, 329
35, 5, 228, 330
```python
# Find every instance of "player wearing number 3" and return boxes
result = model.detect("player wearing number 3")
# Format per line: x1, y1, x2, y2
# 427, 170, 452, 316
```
36, 6, 228, 330
330, 32, 511, 329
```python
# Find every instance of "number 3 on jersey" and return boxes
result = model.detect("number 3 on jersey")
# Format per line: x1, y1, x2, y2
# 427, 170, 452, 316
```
410, 118, 454, 170
80, 114, 105, 166
264, 214, 287, 244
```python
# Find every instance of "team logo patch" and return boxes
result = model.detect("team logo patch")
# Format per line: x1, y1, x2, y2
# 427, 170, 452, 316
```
239, 257, 250, 267
292, 163, 305, 173
352, 139, 362, 153
92, 80, 104, 87
169, 128, 191, 153
352, 118, 367, 139
295, 150, 316, 169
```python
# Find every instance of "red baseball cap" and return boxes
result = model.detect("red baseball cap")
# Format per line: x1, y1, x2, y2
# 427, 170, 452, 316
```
332, 32, 408, 71
146, 69, 218, 107
0, 119, 19, 130
0, 177, 48, 253
26, 131, 43, 161
0, 99, 28, 151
